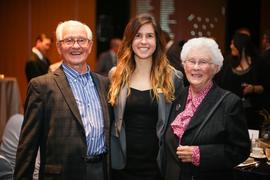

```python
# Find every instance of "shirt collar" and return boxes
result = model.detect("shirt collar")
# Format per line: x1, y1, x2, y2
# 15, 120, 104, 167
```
32, 47, 44, 60
188, 81, 213, 108
62, 63, 91, 81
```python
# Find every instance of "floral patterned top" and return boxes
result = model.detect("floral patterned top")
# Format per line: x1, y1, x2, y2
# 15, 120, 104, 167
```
171, 82, 213, 166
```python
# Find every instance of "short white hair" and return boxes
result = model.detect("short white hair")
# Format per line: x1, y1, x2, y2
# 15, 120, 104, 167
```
55, 20, 92, 41
181, 37, 224, 68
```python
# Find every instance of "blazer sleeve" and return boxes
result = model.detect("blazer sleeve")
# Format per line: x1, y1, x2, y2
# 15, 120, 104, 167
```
198, 93, 250, 170
14, 79, 44, 179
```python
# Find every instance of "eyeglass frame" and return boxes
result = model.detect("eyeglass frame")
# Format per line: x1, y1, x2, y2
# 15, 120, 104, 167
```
183, 58, 214, 68
59, 37, 91, 47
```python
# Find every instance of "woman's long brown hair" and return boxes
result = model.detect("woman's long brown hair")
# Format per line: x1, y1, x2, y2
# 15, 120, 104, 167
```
108, 13, 175, 106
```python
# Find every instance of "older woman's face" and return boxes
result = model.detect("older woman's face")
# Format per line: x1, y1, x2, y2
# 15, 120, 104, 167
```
183, 47, 219, 90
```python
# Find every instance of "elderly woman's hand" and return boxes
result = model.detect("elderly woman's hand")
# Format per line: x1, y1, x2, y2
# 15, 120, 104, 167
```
176, 145, 197, 163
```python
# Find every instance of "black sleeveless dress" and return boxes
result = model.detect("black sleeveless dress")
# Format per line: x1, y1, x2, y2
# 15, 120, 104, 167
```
112, 88, 163, 180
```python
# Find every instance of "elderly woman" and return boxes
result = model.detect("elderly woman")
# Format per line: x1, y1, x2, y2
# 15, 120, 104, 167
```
163, 37, 250, 180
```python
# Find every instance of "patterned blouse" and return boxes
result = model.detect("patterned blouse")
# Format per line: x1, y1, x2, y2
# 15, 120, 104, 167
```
171, 81, 213, 166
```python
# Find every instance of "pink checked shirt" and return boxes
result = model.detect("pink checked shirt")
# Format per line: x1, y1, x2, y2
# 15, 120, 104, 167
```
171, 82, 213, 166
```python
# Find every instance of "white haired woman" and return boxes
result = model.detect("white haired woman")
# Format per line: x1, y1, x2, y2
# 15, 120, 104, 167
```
163, 37, 250, 180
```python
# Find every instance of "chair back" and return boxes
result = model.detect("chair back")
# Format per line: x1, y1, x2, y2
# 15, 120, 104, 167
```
0, 154, 13, 180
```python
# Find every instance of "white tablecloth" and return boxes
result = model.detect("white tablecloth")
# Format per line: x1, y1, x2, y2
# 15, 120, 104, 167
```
0, 77, 22, 140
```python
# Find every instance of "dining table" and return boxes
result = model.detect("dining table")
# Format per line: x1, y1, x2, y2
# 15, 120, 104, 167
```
0, 77, 22, 141
234, 138, 270, 180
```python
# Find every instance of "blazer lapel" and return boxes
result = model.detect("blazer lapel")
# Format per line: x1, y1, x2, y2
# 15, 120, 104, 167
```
166, 88, 188, 163
157, 91, 175, 140
114, 85, 128, 137
169, 88, 188, 124
184, 85, 220, 134
157, 93, 166, 140
53, 68, 84, 128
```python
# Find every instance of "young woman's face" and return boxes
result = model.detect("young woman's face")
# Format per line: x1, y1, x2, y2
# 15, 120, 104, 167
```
132, 23, 156, 60
230, 40, 239, 56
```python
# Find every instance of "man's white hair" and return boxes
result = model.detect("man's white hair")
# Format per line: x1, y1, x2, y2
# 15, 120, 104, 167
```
55, 20, 92, 41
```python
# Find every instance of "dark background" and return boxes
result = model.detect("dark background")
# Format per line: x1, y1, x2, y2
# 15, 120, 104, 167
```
225, 0, 261, 53
96, 0, 130, 55
96, 0, 263, 55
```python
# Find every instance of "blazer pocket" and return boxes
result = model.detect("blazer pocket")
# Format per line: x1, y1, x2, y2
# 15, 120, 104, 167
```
45, 164, 62, 174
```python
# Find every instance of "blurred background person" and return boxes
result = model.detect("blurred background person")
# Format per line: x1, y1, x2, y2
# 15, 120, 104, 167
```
166, 40, 188, 86
162, 30, 187, 86
166, 40, 186, 72
257, 29, 270, 136
162, 30, 184, 72
259, 29, 270, 108
0, 114, 23, 171
108, 14, 183, 180
0, 154, 13, 180
236, 27, 251, 36
49, 60, 63, 73
215, 32, 264, 130
164, 37, 250, 180
95, 38, 122, 76
0, 114, 40, 179
25, 33, 52, 82
162, 30, 174, 51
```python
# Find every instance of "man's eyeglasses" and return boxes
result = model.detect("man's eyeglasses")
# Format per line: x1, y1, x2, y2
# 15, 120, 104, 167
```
59, 38, 90, 47
184, 58, 213, 68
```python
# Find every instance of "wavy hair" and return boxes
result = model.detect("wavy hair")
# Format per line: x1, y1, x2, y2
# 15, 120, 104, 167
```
108, 14, 175, 106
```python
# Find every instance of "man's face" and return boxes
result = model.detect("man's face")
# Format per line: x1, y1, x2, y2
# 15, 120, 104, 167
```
57, 24, 92, 67
38, 38, 51, 55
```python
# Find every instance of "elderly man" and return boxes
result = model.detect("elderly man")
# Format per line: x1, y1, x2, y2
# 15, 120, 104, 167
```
14, 20, 111, 180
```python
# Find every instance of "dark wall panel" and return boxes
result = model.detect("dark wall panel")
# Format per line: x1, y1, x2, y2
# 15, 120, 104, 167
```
0, 0, 96, 103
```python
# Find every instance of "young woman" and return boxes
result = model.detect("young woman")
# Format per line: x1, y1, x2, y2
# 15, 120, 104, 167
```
108, 14, 183, 180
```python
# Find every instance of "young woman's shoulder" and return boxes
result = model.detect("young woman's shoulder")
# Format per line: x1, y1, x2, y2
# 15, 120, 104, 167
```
108, 66, 116, 80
